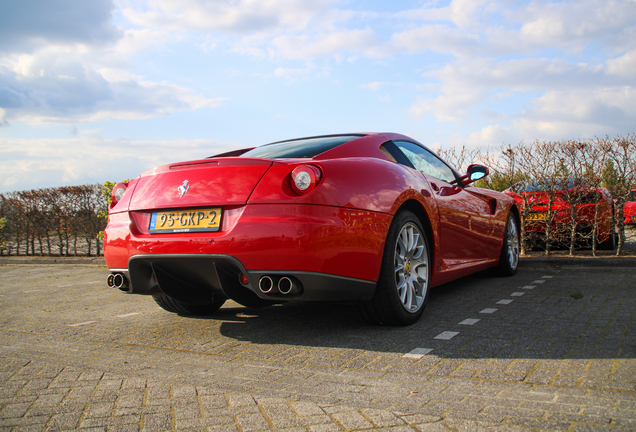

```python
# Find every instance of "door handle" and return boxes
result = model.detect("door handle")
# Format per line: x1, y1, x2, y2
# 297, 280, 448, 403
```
430, 182, 440, 192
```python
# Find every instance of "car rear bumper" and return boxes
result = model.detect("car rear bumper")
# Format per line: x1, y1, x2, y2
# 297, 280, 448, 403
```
105, 203, 392, 282
107, 254, 376, 303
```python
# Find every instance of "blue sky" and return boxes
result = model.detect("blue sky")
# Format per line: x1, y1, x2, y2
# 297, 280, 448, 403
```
1, 0, 635, 192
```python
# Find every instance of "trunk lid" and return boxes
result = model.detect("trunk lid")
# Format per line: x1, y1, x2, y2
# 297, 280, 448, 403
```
128, 158, 272, 211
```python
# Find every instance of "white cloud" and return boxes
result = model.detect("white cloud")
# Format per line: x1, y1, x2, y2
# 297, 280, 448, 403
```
606, 50, 636, 76
450, 124, 522, 149
396, 0, 636, 56
121, 0, 336, 33
0, 136, 237, 192
268, 28, 379, 59
111, 28, 174, 58
409, 87, 485, 122
409, 51, 635, 126
388, 25, 480, 57
0, 1, 225, 127
394, 0, 496, 31
0, 0, 121, 53
514, 87, 636, 139
516, 0, 636, 51
0, 48, 224, 125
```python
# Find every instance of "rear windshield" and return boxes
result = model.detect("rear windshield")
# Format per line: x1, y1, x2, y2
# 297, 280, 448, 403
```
240, 135, 361, 159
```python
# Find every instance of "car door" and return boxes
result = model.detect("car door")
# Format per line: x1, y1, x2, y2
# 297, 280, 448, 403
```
391, 141, 496, 266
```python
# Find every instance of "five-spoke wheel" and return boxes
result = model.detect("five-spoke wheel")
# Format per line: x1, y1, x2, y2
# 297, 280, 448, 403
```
394, 221, 429, 313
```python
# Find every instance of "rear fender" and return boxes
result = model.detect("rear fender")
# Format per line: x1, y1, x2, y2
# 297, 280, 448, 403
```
249, 158, 428, 214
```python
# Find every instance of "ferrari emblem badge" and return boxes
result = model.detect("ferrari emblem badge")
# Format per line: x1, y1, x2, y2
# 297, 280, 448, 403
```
178, 180, 190, 198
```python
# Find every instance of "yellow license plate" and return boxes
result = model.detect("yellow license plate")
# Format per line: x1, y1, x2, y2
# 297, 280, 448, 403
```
149, 208, 222, 233
524, 212, 546, 221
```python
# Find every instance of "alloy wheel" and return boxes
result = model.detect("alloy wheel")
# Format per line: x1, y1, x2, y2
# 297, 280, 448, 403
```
507, 217, 520, 270
394, 222, 428, 313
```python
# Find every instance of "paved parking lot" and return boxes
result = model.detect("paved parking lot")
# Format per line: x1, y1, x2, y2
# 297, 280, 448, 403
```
0, 262, 635, 431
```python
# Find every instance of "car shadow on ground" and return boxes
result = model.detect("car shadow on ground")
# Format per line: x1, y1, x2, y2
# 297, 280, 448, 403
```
192, 269, 636, 361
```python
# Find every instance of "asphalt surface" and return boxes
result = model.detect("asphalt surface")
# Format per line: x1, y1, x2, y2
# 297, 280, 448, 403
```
0, 262, 635, 431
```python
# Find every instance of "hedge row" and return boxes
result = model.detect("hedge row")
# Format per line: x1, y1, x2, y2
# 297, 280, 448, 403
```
0, 184, 108, 256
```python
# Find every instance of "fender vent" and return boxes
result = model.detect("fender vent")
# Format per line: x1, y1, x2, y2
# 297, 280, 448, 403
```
490, 199, 498, 215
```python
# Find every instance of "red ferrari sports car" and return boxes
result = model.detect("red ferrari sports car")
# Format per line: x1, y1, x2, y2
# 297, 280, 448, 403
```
105, 133, 520, 325
503, 180, 616, 249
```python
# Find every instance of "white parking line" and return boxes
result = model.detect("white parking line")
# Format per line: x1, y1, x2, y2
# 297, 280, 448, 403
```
116, 313, 139, 318
24, 289, 41, 293
57, 284, 73, 288
458, 318, 480, 325
404, 272, 553, 360
68, 321, 97, 327
403, 348, 433, 358
435, 331, 459, 340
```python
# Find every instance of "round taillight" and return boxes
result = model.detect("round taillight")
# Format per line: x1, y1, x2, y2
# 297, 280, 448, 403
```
111, 182, 128, 208
291, 165, 321, 195
114, 187, 126, 201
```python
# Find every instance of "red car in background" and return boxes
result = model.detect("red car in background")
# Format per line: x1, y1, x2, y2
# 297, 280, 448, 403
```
624, 190, 636, 225
104, 133, 520, 326
503, 180, 616, 249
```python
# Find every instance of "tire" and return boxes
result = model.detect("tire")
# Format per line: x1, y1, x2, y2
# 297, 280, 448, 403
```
358, 211, 431, 326
493, 212, 520, 276
153, 295, 226, 316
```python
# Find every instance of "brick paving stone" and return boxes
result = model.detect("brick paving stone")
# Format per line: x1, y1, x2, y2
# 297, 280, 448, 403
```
46, 411, 83, 430
332, 411, 375, 430
271, 415, 334, 429
360, 409, 405, 427
261, 403, 295, 420
141, 412, 171, 431
85, 402, 115, 418
0, 402, 32, 418
227, 392, 256, 407
236, 412, 270, 431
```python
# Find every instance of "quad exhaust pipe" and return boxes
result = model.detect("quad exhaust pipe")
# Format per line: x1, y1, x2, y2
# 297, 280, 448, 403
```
258, 275, 301, 296
107, 273, 129, 291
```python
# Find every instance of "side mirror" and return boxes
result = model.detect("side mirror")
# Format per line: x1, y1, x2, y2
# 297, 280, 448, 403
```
463, 164, 489, 185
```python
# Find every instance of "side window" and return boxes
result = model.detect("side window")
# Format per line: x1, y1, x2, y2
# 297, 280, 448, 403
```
393, 141, 457, 183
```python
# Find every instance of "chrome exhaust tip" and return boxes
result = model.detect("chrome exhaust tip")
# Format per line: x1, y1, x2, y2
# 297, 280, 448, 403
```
113, 273, 125, 289
278, 277, 294, 295
108, 273, 128, 291
258, 276, 274, 293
